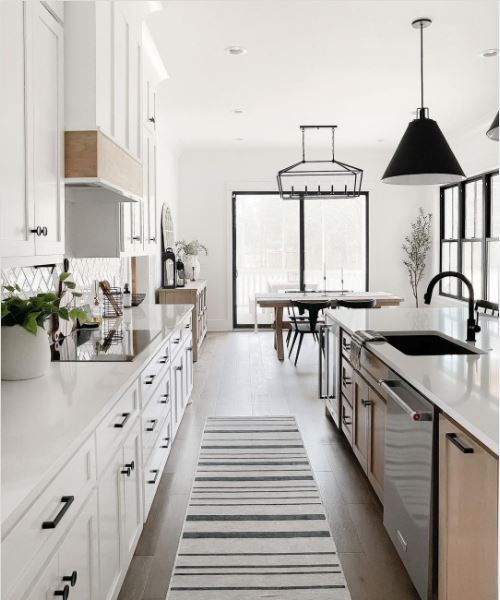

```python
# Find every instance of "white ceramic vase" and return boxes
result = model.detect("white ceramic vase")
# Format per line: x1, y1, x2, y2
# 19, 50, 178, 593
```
1, 325, 51, 380
185, 255, 201, 281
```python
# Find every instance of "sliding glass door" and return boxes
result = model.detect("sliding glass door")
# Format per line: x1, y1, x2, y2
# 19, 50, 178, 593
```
232, 192, 368, 327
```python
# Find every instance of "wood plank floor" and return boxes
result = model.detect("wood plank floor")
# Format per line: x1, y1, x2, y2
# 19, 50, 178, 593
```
118, 331, 420, 600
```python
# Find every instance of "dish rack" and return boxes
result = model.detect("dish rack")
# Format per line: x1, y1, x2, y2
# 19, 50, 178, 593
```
102, 287, 123, 318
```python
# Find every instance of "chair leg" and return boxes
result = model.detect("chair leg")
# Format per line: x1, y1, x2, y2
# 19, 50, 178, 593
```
288, 331, 298, 358
294, 333, 304, 366
286, 327, 292, 346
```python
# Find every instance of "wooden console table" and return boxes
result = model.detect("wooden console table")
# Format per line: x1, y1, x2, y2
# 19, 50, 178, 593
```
158, 280, 207, 361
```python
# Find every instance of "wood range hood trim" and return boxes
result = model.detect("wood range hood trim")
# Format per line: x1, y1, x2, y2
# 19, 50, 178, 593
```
64, 130, 143, 203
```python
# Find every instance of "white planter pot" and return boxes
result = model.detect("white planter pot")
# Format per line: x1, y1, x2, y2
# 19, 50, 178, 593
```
185, 255, 201, 281
1, 325, 51, 380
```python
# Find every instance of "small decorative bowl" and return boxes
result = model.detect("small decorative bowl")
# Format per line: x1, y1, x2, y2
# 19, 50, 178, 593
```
132, 293, 146, 307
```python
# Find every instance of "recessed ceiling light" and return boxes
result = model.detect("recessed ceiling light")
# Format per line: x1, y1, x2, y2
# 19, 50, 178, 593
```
225, 46, 247, 56
481, 48, 499, 58
376, 138, 384, 143
234, 137, 244, 141
231, 108, 245, 115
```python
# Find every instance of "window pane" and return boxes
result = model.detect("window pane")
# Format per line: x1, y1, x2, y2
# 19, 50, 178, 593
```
462, 241, 483, 299
235, 194, 299, 325
444, 186, 459, 239
491, 174, 499, 238
487, 241, 499, 303
441, 241, 458, 296
304, 197, 367, 292
464, 180, 483, 238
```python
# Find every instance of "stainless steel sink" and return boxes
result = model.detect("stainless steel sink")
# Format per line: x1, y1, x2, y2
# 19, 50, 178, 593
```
380, 331, 486, 356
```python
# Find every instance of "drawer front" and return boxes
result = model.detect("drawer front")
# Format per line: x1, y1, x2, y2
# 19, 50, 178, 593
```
140, 339, 170, 407
341, 396, 353, 444
2, 436, 96, 598
340, 359, 353, 404
144, 416, 172, 519
341, 330, 352, 358
96, 382, 139, 475
142, 373, 171, 464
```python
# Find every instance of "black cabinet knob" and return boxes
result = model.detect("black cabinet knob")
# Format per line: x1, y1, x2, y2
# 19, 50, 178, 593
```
148, 116, 155, 124
62, 571, 78, 587
124, 460, 135, 472
54, 585, 70, 599
42, 226, 48, 236
30, 226, 43, 236
149, 237, 157, 242
121, 466, 132, 477
132, 236, 141, 241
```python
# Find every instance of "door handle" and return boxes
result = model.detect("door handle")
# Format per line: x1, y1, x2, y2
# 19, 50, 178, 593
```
113, 412, 131, 428
446, 432, 474, 454
42, 496, 74, 529
361, 399, 373, 407
146, 419, 158, 432
160, 437, 170, 449
378, 379, 433, 422
148, 469, 160, 484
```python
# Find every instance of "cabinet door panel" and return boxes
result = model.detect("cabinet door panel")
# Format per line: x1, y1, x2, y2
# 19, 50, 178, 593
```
144, 132, 158, 249
24, 554, 59, 600
172, 354, 184, 434
0, 3, 35, 257
352, 372, 369, 472
367, 386, 386, 501
184, 343, 193, 404
58, 491, 99, 600
112, 5, 129, 148
32, 2, 64, 255
121, 423, 143, 560
128, 34, 141, 159
439, 415, 498, 600
98, 448, 122, 600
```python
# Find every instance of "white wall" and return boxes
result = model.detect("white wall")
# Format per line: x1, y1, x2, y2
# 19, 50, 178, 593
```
178, 145, 438, 330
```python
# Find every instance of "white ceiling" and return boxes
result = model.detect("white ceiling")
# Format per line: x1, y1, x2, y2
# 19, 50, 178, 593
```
148, 0, 499, 149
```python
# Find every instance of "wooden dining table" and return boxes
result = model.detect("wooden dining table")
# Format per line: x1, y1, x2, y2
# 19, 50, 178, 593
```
254, 291, 403, 361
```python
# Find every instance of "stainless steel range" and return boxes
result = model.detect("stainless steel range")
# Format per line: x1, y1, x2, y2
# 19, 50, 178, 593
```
52, 326, 161, 362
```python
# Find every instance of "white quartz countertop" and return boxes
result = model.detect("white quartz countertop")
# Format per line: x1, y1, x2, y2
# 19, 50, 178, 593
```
326, 306, 499, 455
1, 303, 192, 535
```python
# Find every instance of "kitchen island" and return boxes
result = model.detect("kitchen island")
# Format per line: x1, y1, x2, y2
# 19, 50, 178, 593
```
1, 303, 194, 600
325, 306, 498, 600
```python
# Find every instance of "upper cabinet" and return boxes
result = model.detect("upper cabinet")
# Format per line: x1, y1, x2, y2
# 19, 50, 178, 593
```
0, 2, 64, 261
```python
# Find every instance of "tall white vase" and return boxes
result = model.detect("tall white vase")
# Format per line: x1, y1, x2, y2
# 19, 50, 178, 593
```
185, 255, 201, 281
1, 325, 51, 380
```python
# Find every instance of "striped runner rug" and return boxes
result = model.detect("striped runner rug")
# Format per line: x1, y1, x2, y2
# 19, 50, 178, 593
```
166, 416, 352, 599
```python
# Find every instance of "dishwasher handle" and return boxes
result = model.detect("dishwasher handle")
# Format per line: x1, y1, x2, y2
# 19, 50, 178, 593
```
379, 379, 433, 422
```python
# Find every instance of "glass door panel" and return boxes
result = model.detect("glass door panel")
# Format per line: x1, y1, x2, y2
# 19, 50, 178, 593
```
487, 241, 499, 304
304, 197, 367, 292
234, 193, 299, 326
462, 241, 483, 299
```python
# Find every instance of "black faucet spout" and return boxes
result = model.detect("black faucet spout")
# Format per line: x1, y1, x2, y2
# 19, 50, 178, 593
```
424, 271, 481, 343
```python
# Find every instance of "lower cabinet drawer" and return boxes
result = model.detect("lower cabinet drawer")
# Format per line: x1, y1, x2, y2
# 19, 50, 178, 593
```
143, 416, 172, 519
2, 436, 96, 599
140, 339, 170, 407
341, 396, 353, 443
96, 382, 139, 475
142, 374, 171, 465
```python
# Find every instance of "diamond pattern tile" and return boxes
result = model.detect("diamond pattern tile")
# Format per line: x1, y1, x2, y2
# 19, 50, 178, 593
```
1, 258, 129, 298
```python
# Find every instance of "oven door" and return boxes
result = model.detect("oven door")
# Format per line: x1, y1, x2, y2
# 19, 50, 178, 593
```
319, 318, 340, 427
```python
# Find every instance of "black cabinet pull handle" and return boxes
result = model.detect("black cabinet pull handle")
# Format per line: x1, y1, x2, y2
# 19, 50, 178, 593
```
361, 399, 373, 407
148, 116, 155, 124
146, 419, 158, 432
42, 496, 74, 529
185, 323, 190, 329
342, 375, 352, 386
173, 338, 180, 344
31, 226, 43, 236
343, 340, 351, 351
342, 416, 352, 427
160, 437, 170, 449
149, 237, 157, 242
446, 432, 474, 454
132, 236, 141, 241
125, 460, 135, 472
54, 584, 70, 599
148, 469, 160, 484
187, 346, 193, 352
145, 374, 156, 384
113, 412, 131, 428
42, 226, 48, 236
159, 394, 169, 404
62, 571, 78, 587
158, 355, 168, 364
121, 466, 131, 477
176, 365, 183, 371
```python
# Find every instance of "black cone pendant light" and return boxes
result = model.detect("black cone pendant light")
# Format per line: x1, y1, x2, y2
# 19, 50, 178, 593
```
382, 18, 465, 185
486, 112, 499, 141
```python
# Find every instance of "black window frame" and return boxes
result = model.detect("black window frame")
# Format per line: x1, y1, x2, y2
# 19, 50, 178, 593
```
439, 169, 499, 301
232, 190, 370, 328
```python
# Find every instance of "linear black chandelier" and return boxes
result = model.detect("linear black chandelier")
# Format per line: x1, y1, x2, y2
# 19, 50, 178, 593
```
382, 18, 465, 185
277, 125, 363, 199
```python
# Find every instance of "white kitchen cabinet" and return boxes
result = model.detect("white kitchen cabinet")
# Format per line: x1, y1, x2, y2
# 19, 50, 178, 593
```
0, 2, 64, 261
143, 130, 158, 249
172, 351, 185, 435
24, 490, 99, 600
142, 50, 157, 134
184, 342, 194, 404
98, 419, 143, 600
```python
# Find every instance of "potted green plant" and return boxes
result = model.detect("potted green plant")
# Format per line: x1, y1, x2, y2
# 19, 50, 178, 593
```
175, 240, 208, 281
1, 273, 86, 380
403, 208, 432, 307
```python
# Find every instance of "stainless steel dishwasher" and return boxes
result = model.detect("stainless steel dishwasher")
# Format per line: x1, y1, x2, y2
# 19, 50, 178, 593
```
379, 378, 437, 600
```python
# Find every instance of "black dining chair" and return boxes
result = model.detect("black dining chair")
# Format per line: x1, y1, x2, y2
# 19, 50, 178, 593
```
475, 299, 499, 317
336, 298, 377, 309
288, 300, 330, 366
